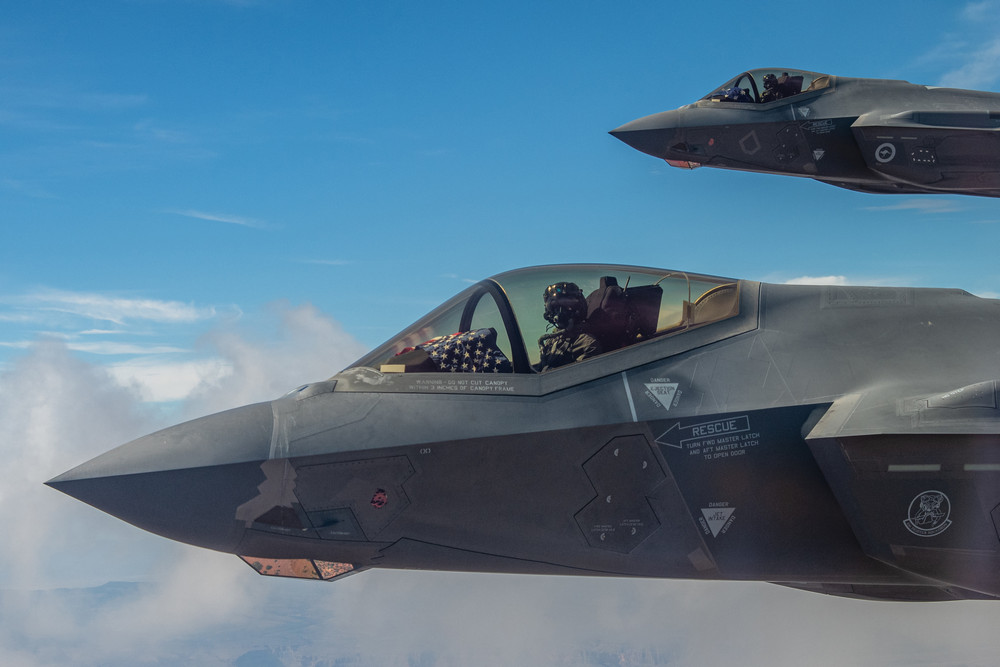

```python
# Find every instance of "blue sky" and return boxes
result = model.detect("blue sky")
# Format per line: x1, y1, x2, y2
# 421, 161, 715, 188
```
6, 0, 1000, 391
4, 1, 1000, 664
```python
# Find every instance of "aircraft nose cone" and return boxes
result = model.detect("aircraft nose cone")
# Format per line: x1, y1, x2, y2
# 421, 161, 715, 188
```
610, 110, 680, 159
46, 402, 276, 552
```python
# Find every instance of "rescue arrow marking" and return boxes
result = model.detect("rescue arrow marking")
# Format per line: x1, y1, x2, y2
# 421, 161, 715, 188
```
655, 415, 751, 449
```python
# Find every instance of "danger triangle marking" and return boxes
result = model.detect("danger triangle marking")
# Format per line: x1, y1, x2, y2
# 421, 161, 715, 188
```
701, 507, 735, 537
644, 382, 678, 410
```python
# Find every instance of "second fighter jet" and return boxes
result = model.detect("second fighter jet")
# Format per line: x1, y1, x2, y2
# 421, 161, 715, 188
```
611, 68, 1000, 197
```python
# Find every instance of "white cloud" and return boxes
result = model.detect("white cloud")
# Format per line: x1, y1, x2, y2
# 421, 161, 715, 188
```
863, 198, 963, 214
15, 289, 217, 325
784, 275, 849, 285
0, 304, 369, 662
76, 550, 256, 661
439, 272, 479, 284
3, 296, 365, 408
182, 300, 368, 414
107, 358, 233, 402
0, 341, 160, 591
931, 2, 1000, 89
0, 312, 41, 324
170, 208, 275, 230
939, 38, 1000, 89
67, 342, 188, 355
961, 0, 995, 22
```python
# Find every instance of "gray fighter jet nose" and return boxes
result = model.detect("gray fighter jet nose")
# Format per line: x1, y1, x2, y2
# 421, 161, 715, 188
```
46, 402, 276, 552
610, 110, 679, 159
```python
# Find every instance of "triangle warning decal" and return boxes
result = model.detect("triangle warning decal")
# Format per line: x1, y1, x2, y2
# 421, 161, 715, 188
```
701, 507, 735, 538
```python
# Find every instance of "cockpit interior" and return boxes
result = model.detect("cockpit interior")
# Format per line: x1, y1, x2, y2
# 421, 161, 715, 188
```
352, 265, 739, 374
703, 69, 832, 105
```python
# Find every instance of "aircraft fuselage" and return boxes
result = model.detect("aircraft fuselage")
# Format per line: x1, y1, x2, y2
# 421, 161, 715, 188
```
612, 69, 1000, 196
49, 266, 1000, 601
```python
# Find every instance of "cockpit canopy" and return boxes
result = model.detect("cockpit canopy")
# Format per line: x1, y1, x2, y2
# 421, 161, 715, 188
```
351, 265, 739, 374
702, 68, 832, 105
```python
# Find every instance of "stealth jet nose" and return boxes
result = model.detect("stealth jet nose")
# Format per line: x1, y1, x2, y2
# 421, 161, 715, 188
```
609, 110, 680, 160
46, 402, 276, 553
48, 263, 1000, 599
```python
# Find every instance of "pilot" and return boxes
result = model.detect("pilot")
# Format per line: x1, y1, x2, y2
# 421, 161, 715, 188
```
537, 282, 603, 371
760, 73, 782, 103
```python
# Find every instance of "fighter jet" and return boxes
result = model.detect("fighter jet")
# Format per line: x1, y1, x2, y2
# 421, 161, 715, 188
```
611, 68, 1000, 197
48, 264, 1000, 601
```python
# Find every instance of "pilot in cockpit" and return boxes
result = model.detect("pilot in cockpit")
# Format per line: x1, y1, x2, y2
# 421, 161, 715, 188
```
760, 73, 781, 103
537, 282, 603, 371
761, 72, 803, 103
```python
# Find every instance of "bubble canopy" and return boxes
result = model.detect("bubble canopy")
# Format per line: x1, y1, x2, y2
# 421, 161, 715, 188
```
350, 265, 739, 374
701, 68, 832, 104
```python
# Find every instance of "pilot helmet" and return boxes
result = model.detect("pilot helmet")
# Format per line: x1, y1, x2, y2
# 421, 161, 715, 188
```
543, 282, 587, 329
763, 73, 777, 89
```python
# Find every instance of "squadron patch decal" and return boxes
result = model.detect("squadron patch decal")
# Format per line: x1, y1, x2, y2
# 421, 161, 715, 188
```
904, 490, 952, 537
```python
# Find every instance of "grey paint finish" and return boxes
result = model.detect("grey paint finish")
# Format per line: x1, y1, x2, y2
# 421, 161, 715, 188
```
611, 68, 1000, 197
48, 266, 1000, 601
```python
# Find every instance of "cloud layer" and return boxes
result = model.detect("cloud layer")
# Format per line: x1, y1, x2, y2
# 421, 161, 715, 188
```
0, 303, 367, 664
2, 305, 1000, 665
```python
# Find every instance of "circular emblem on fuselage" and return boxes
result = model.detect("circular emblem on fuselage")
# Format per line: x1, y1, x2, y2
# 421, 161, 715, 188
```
904, 490, 952, 537
875, 142, 896, 163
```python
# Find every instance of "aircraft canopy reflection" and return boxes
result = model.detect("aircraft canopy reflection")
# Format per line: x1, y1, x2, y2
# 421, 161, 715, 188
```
701, 68, 832, 104
355, 265, 739, 374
